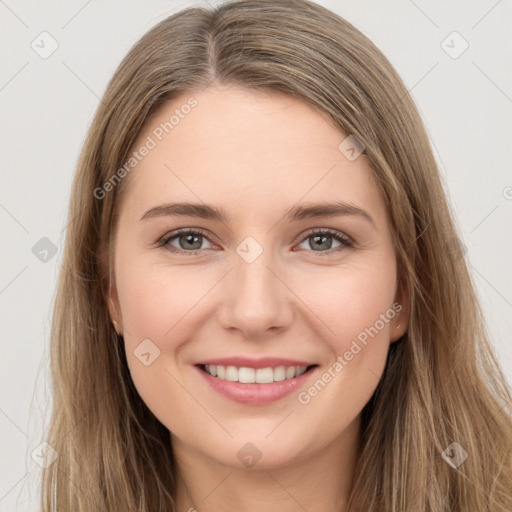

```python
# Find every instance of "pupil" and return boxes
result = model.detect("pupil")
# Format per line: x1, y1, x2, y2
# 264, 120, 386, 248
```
312, 234, 331, 251
181, 233, 201, 250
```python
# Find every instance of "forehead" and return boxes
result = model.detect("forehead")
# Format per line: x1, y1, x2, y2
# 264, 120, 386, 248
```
118, 85, 383, 225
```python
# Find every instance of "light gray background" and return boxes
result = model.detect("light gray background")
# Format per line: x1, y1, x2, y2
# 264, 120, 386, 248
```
1, 0, 511, 509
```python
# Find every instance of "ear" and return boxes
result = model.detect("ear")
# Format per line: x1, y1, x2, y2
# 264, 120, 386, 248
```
107, 276, 123, 336
390, 278, 409, 343
99, 237, 123, 336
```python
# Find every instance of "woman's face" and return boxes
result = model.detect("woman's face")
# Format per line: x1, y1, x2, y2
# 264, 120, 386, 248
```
107, 85, 407, 469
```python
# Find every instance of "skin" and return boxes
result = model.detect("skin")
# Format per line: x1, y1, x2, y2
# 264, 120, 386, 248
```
107, 85, 409, 512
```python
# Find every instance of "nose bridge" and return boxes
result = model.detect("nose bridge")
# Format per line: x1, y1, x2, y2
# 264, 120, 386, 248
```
233, 241, 282, 309
218, 236, 293, 336
236, 252, 278, 302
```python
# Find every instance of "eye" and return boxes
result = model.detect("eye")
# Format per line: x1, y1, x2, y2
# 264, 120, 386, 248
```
159, 229, 214, 254
295, 228, 354, 255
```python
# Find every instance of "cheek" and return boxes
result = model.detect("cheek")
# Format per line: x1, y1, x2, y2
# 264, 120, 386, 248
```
115, 260, 217, 429
291, 259, 396, 412
295, 256, 397, 349
116, 255, 214, 341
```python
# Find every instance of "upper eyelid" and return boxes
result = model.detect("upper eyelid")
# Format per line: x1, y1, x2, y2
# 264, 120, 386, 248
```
161, 227, 216, 245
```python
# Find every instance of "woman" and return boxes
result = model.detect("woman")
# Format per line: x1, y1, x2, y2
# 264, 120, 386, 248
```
41, 0, 512, 510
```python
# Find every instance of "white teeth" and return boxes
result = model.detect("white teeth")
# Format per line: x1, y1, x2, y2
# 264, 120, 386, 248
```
238, 367, 255, 383
273, 366, 286, 381
296, 366, 307, 377
255, 367, 274, 384
203, 364, 310, 383
225, 365, 238, 382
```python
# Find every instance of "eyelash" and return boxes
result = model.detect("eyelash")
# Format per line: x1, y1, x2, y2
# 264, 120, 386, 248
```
156, 227, 355, 256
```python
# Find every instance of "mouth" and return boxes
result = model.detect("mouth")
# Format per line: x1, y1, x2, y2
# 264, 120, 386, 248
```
194, 362, 320, 405
196, 363, 319, 384
193, 355, 321, 405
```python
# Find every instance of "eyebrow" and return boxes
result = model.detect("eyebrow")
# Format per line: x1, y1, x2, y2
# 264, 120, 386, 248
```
140, 201, 375, 227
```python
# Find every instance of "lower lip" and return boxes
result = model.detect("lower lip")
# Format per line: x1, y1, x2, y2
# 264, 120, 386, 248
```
195, 365, 319, 405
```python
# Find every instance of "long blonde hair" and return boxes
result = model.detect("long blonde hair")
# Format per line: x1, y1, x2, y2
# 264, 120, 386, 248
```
41, 0, 512, 510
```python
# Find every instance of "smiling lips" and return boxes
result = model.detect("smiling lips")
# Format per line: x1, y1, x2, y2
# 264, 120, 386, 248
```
203, 364, 309, 383
194, 356, 319, 405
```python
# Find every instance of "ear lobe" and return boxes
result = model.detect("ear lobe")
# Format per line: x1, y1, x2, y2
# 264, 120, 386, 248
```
390, 279, 409, 343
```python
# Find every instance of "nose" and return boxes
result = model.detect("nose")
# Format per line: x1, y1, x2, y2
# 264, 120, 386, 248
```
217, 250, 294, 340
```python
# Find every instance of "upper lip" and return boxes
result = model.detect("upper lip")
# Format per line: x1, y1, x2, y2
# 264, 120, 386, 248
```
195, 357, 316, 369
